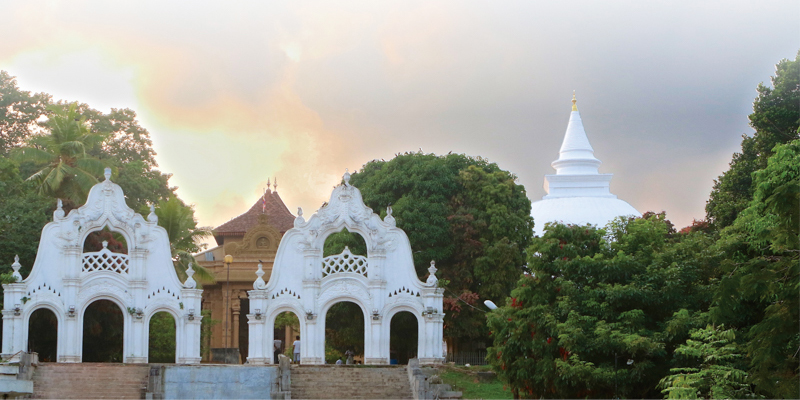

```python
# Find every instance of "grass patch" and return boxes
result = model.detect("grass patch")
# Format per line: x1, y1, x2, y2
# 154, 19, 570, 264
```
438, 365, 512, 399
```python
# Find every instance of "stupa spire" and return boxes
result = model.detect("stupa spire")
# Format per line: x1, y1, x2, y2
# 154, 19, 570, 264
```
572, 90, 577, 111
543, 93, 614, 199
552, 92, 600, 175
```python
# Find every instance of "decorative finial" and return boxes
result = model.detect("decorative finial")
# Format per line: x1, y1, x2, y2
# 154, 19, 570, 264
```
54, 199, 65, 220
102, 240, 109, 249
294, 207, 305, 227
426, 260, 438, 285
267, 178, 271, 191
572, 91, 577, 112
11, 255, 22, 282
273, 177, 278, 192
384, 205, 396, 226
253, 262, 267, 290
343, 168, 351, 186
148, 204, 158, 223
104, 167, 112, 181
183, 263, 197, 289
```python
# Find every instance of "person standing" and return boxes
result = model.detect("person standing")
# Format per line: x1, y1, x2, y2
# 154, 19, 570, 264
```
273, 338, 282, 364
345, 349, 354, 365
292, 336, 301, 364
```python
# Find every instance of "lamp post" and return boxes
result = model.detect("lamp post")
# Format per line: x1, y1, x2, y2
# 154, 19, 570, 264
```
224, 254, 233, 350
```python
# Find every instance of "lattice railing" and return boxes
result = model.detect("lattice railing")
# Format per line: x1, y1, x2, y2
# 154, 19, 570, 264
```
82, 243, 129, 274
322, 247, 367, 278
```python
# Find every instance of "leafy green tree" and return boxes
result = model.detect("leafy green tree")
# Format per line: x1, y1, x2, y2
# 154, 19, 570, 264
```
81, 106, 173, 211
487, 214, 719, 398
706, 51, 800, 229
659, 325, 758, 399
0, 157, 52, 276
154, 196, 214, 284
349, 152, 533, 348
148, 312, 176, 363
0, 71, 51, 155
711, 139, 799, 398
14, 103, 107, 204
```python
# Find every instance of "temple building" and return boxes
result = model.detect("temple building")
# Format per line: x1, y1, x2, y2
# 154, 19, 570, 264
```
530, 94, 640, 236
195, 181, 296, 363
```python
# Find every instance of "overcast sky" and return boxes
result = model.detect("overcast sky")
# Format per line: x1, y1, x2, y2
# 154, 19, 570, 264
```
1, 1, 797, 232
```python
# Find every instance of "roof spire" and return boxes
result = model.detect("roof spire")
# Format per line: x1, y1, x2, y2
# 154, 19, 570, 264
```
267, 178, 271, 192
273, 176, 278, 192
572, 90, 577, 111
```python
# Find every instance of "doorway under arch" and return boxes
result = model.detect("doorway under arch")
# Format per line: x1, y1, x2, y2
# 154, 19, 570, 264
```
324, 301, 365, 364
390, 311, 418, 365
82, 300, 124, 362
273, 311, 300, 362
28, 308, 58, 362
149, 311, 176, 363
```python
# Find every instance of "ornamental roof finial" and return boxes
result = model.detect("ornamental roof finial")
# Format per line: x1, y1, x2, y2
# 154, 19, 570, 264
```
11, 255, 22, 282
273, 176, 278, 192
267, 178, 271, 191
104, 167, 112, 181
426, 260, 438, 286
343, 168, 351, 186
184, 263, 197, 289
253, 262, 267, 290
572, 90, 578, 112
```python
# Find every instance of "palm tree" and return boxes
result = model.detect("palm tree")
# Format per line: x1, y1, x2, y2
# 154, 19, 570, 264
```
14, 102, 107, 203
155, 196, 215, 284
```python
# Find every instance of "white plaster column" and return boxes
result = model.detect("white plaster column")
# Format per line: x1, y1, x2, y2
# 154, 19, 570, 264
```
365, 316, 386, 365
60, 299, 81, 363
60, 245, 82, 363
127, 314, 148, 363
246, 290, 269, 364
303, 314, 323, 364
1, 283, 25, 357
178, 288, 203, 364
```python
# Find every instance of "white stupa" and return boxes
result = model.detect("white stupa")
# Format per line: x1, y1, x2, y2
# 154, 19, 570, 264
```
530, 93, 640, 236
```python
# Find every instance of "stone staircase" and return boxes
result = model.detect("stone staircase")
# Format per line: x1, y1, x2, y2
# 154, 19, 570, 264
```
32, 363, 150, 399
290, 365, 413, 399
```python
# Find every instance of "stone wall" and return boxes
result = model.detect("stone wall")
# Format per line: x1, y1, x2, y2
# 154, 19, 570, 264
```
157, 365, 281, 399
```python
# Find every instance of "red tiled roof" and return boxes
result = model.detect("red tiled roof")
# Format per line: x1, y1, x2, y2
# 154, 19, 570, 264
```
213, 190, 295, 240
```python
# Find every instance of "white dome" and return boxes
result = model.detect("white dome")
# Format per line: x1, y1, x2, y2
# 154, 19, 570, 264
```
530, 197, 640, 236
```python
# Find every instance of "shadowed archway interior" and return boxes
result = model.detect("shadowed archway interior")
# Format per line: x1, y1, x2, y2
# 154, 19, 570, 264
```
28, 308, 58, 362
390, 311, 418, 365
149, 312, 176, 363
82, 300, 123, 362
325, 301, 364, 364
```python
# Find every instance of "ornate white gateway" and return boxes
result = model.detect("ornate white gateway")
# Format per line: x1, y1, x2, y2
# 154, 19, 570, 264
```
247, 172, 445, 365
2, 169, 202, 363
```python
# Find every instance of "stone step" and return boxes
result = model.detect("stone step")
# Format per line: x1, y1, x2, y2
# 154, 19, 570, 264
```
32, 363, 149, 399
290, 365, 412, 400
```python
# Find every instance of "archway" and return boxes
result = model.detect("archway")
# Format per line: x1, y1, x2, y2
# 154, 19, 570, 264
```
325, 301, 365, 364
390, 311, 418, 365
274, 311, 300, 363
323, 227, 367, 257
148, 312, 176, 363
28, 308, 58, 362
83, 226, 128, 254
82, 300, 124, 362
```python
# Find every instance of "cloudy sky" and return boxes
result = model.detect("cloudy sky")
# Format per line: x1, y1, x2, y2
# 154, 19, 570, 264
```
1, 1, 797, 231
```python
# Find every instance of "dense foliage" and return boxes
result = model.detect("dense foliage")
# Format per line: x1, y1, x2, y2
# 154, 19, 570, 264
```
487, 215, 718, 398
0, 71, 210, 354
488, 54, 799, 399
706, 51, 799, 229
349, 153, 534, 348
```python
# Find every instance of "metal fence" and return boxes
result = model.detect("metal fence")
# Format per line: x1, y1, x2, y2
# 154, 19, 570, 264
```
445, 350, 488, 365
